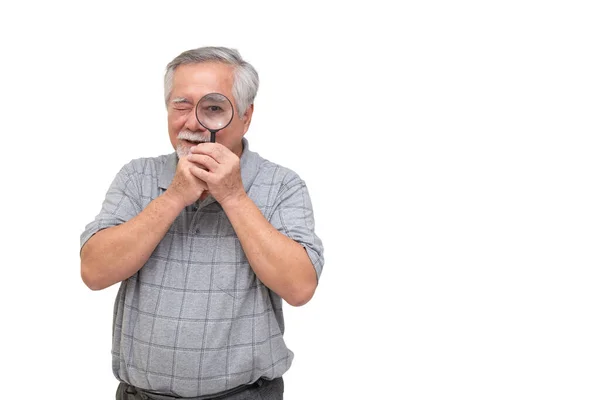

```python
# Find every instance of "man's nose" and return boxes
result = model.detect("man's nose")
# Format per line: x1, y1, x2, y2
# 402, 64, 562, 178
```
185, 110, 206, 132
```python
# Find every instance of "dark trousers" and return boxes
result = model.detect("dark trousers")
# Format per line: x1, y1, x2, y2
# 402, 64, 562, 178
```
116, 378, 283, 400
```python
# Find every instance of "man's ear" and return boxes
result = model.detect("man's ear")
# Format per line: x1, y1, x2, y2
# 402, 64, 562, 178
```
242, 104, 254, 133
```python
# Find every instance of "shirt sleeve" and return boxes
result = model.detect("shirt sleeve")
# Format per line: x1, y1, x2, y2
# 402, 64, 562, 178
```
269, 172, 325, 280
80, 162, 143, 251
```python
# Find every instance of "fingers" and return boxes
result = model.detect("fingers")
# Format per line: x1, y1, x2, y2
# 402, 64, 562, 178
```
189, 164, 210, 182
167, 158, 208, 207
179, 160, 208, 187
190, 143, 234, 163
187, 143, 244, 204
187, 153, 219, 172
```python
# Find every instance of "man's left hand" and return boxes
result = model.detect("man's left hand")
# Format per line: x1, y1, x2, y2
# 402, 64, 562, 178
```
187, 143, 246, 207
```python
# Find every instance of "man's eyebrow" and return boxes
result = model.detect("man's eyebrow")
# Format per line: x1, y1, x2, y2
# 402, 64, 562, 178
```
202, 93, 228, 103
171, 97, 192, 104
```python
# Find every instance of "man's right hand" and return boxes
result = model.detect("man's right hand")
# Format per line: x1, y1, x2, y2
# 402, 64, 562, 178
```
165, 157, 208, 208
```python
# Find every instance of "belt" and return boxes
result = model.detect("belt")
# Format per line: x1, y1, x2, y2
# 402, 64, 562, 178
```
121, 378, 267, 400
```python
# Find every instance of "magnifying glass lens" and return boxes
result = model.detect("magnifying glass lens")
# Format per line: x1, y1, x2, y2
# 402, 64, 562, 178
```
195, 93, 234, 131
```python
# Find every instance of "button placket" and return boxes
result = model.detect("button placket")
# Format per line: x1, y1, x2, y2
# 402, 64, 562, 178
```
189, 205, 203, 235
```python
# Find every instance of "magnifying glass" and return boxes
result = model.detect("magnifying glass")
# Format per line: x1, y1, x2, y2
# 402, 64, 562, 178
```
195, 93, 235, 143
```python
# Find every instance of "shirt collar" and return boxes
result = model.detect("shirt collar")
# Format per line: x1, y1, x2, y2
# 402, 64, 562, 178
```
158, 137, 260, 193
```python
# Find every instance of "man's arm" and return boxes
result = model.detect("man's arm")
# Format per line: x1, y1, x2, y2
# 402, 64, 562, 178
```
81, 157, 206, 291
80, 192, 183, 290
221, 194, 318, 307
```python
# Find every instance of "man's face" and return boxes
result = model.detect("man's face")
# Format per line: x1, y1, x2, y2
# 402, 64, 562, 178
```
167, 62, 253, 158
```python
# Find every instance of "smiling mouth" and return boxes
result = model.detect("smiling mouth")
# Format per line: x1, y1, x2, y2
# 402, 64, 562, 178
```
183, 139, 208, 145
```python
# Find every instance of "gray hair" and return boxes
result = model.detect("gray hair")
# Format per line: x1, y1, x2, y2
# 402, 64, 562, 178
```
164, 47, 259, 118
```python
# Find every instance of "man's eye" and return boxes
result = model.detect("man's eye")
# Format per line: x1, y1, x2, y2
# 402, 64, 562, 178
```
207, 105, 223, 113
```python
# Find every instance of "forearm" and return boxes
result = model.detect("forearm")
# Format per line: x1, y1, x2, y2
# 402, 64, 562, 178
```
81, 192, 184, 290
222, 195, 317, 306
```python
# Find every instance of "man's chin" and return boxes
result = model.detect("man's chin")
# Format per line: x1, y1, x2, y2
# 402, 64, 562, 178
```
176, 143, 192, 158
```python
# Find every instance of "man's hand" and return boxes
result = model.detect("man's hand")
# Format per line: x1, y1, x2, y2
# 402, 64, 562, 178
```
165, 156, 209, 208
187, 143, 246, 207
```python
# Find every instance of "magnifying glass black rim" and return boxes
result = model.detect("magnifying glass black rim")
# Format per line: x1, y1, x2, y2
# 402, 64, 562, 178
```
194, 92, 235, 140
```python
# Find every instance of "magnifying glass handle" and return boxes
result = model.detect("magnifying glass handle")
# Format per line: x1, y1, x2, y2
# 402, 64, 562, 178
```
210, 131, 216, 143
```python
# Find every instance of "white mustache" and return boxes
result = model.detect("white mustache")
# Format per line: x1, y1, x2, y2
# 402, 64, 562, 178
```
177, 130, 210, 143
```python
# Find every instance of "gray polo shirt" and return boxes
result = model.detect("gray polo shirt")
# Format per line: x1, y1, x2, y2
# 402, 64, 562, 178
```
80, 138, 324, 397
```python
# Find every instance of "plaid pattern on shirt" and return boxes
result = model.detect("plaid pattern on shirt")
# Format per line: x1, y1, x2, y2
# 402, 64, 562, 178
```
80, 138, 324, 397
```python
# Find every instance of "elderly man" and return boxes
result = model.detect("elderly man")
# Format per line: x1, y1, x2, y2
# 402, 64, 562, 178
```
80, 46, 324, 400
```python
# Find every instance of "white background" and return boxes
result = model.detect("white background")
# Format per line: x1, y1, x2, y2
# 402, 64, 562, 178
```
1, 1, 599, 399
